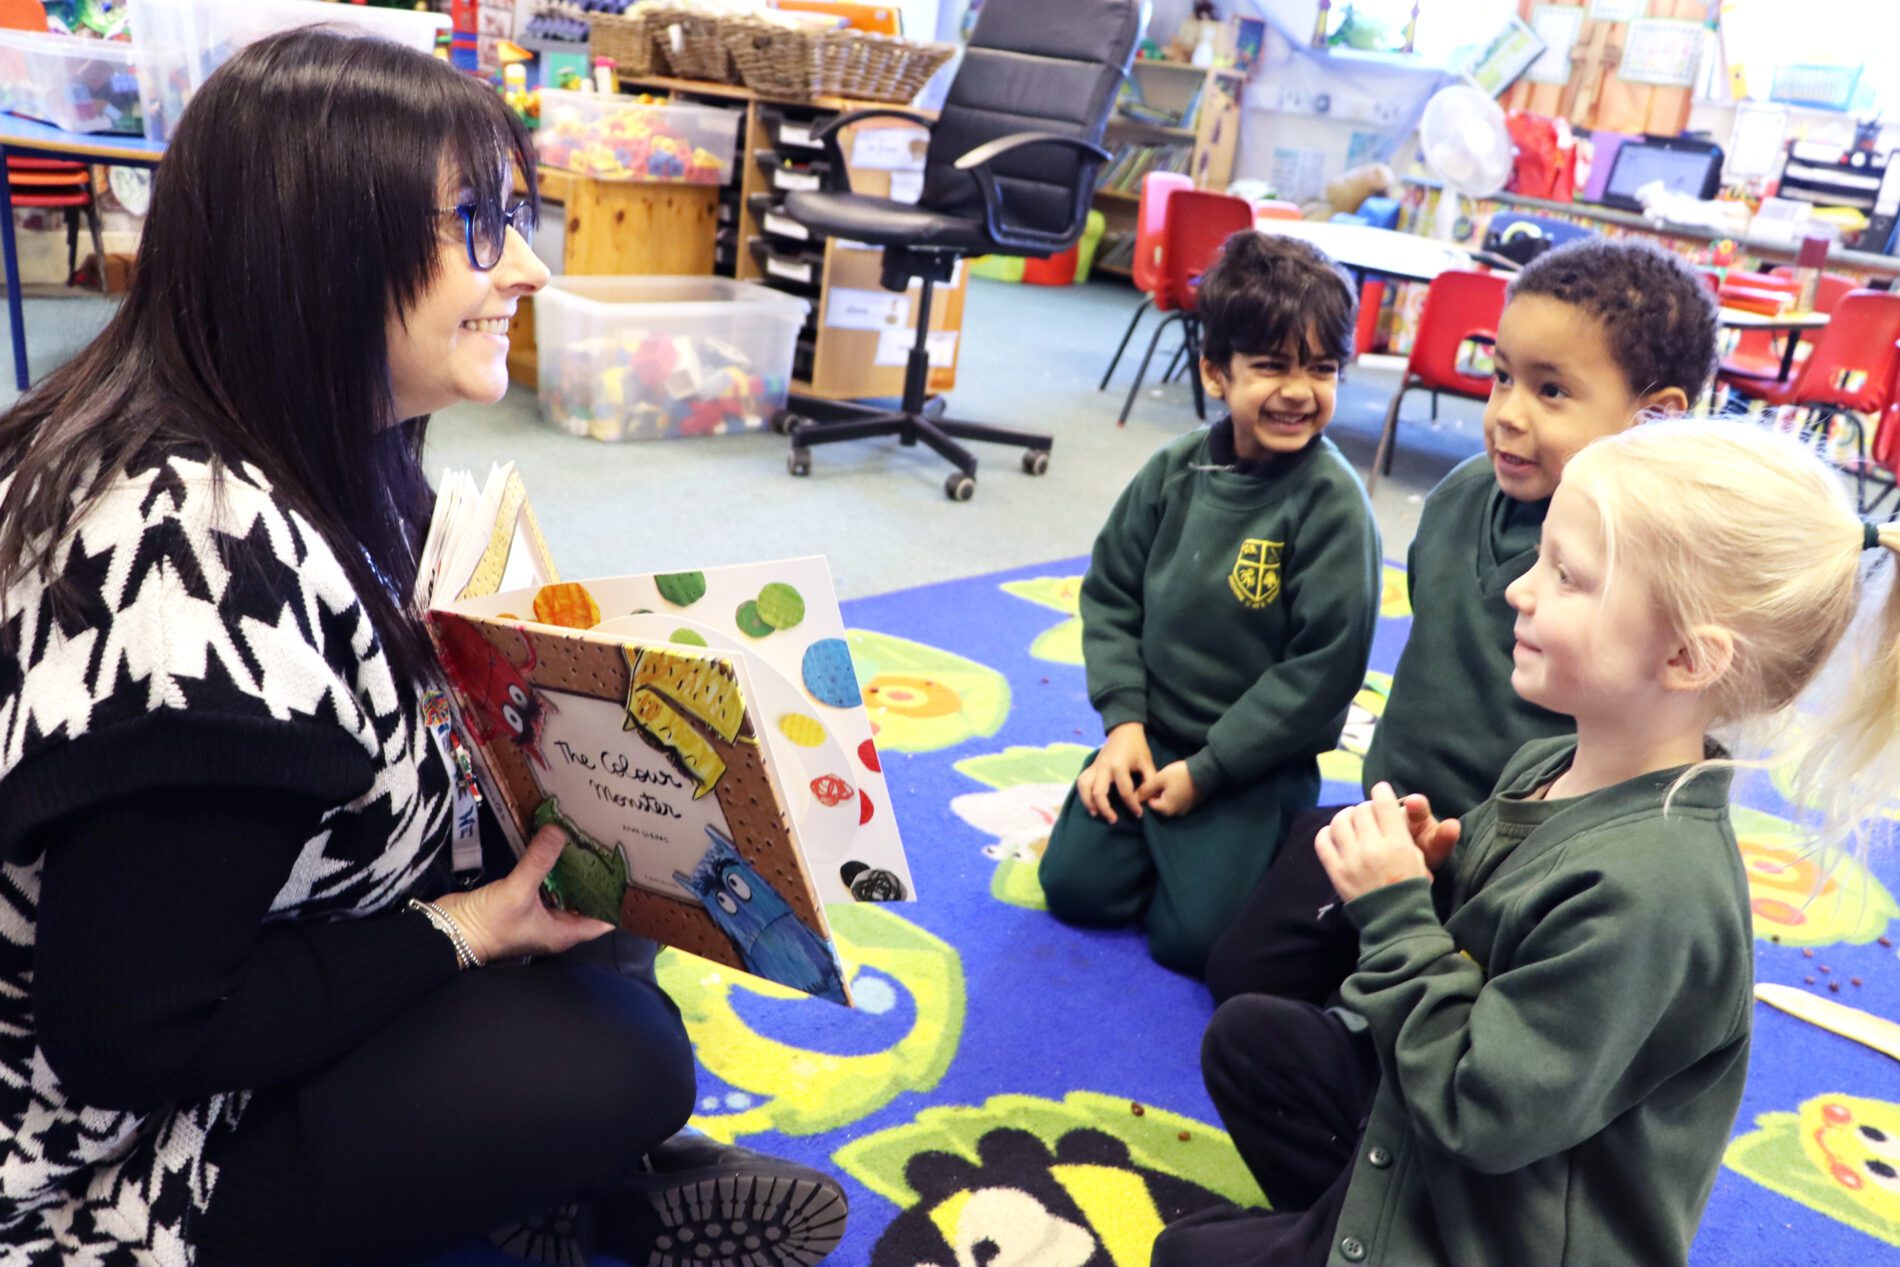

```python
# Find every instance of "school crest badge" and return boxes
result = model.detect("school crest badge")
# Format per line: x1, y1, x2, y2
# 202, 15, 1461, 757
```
1228, 539, 1283, 608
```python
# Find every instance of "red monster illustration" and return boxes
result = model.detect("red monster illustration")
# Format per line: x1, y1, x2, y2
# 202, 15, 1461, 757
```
435, 617, 558, 769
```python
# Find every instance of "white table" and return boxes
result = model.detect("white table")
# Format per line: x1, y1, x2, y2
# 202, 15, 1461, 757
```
1717, 307, 1831, 383
1253, 219, 1474, 284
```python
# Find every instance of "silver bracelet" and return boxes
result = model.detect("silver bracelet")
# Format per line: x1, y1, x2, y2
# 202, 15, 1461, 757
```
406, 898, 485, 970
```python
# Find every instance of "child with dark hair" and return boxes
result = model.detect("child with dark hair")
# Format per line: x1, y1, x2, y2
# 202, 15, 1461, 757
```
1037, 232, 1382, 976
1173, 237, 1721, 1266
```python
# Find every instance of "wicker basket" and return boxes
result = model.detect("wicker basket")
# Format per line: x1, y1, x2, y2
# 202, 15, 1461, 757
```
723, 19, 955, 104
589, 9, 665, 78
722, 16, 817, 99
811, 30, 954, 104
645, 5, 741, 84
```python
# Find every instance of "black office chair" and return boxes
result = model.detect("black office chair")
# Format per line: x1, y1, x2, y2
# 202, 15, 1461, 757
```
777, 0, 1144, 500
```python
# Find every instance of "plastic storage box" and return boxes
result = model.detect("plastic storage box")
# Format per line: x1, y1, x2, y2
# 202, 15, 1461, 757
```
0, 30, 148, 135
535, 89, 741, 185
535, 277, 810, 442
129, 0, 448, 142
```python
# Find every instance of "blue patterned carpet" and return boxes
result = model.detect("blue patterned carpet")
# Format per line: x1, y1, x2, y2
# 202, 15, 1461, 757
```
435, 554, 1900, 1267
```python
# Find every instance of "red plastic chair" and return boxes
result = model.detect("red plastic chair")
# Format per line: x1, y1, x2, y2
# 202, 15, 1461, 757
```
1743, 290, 1900, 412
1367, 269, 1509, 492
1098, 171, 1193, 392
1114, 189, 1254, 426
5, 157, 108, 295
1865, 371, 1900, 515
1736, 290, 1900, 490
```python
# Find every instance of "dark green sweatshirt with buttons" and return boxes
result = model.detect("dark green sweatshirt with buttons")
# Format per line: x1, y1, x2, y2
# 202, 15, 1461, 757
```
1080, 423, 1381, 797
1361, 455, 1570, 817
1328, 736, 1753, 1267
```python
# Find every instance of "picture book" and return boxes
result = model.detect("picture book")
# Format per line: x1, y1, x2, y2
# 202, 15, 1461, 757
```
416, 464, 915, 1006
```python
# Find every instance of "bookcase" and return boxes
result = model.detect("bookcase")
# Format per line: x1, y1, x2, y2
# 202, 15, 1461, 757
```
1091, 60, 1245, 277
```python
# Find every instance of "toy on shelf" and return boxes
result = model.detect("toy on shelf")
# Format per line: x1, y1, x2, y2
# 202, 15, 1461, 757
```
534, 88, 739, 184
543, 329, 789, 442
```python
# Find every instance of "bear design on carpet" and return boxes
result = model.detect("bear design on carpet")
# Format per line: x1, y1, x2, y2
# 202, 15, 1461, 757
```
870, 1126, 1231, 1267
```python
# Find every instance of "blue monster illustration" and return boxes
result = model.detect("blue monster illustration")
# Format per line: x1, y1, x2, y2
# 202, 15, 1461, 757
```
674, 826, 847, 1004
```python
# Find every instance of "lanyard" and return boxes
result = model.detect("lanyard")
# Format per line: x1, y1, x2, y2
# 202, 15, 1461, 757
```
420, 687, 484, 883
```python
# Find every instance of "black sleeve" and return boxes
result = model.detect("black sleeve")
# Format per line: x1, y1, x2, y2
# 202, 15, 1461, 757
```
33, 786, 462, 1114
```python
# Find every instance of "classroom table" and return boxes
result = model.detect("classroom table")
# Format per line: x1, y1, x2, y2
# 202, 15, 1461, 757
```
1254, 217, 1474, 285
1716, 307, 1832, 384
1, 113, 165, 392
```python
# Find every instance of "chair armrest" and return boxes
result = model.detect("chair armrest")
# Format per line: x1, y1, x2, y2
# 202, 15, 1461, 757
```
952, 132, 1114, 254
810, 108, 935, 194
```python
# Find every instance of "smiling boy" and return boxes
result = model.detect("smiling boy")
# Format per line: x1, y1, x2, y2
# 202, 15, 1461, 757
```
1037, 232, 1382, 977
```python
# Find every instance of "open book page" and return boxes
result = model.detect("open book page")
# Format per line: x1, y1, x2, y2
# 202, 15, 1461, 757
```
415, 462, 560, 611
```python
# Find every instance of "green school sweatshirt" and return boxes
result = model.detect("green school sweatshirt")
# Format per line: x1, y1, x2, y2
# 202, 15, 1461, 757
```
1362, 455, 1571, 817
1080, 425, 1381, 796
1329, 736, 1753, 1267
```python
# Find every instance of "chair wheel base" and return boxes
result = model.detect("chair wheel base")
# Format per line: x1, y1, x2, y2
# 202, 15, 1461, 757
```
788, 448, 812, 477
1021, 449, 1050, 476
945, 472, 976, 501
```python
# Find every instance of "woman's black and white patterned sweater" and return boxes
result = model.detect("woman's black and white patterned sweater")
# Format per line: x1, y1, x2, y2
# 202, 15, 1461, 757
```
0, 450, 462, 1264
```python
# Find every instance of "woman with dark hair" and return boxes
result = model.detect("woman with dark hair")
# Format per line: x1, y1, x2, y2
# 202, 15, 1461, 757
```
0, 30, 843, 1267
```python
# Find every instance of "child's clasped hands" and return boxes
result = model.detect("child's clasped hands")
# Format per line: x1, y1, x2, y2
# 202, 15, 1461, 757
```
1315, 782, 1462, 901
1076, 722, 1202, 822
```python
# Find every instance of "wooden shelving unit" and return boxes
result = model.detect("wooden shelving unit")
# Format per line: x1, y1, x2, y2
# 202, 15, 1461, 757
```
1092, 61, 1245, 278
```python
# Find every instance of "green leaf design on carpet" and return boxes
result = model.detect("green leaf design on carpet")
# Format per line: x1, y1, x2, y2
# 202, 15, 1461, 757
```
1726, 1095, 1900, 1247
953, 744, 1092, 911
657, 904, 965, 1142
837, 1093, 1266, 1267
1317, 671, 1393, 787
1730, 806, 1898, 947
848, 629, 1011, 753
1000, 575, 1085, 665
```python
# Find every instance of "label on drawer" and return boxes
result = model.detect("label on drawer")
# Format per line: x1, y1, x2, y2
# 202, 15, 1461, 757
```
851, 127, 928, 171
762, 211, 810, 240
875, 329, 958, 368
826, 287, 910, 331
766, 256, 815, 284
889, 170, 924, 204
773, 168, 821, 192
780, 123, 818, 148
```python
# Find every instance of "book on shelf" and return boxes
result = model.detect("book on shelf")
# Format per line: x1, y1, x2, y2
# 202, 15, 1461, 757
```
416, 463, 915, 1007
1093, 141, 1193, 195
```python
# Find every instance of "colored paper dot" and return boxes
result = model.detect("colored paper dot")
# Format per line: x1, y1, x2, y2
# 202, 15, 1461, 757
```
669, 628, 708, 646
802, 638, 861, 708
655, 571, 707, 606
777, 713, 825, 748
857, 737, 882, 772
735, 600, 774, 638
755, 581, 806, 630
859, 787, 876, 826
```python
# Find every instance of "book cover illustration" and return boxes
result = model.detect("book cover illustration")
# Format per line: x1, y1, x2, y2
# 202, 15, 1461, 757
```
448, 556, 916, 907
429, 608, 852, 1005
